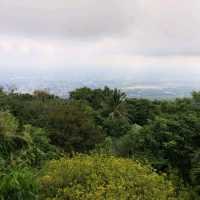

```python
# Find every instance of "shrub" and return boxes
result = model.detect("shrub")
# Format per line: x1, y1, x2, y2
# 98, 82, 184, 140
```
39, 154, 177, 200
0, 167, 38, 200
0, 111, 27, 159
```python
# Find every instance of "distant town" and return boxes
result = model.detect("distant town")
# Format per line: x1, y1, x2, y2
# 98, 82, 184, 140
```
1, 73, 200, 99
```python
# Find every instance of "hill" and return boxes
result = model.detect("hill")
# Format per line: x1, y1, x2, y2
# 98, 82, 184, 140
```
0, 87, 199, 199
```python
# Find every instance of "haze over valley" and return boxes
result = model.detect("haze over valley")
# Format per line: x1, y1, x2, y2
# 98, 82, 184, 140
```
1, 69, 200, 99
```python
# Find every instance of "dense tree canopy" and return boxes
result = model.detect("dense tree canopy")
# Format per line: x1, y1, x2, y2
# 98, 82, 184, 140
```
0, 87, 200, 199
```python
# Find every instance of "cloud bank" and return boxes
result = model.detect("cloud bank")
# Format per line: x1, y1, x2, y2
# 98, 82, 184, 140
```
1, 0, 200, 79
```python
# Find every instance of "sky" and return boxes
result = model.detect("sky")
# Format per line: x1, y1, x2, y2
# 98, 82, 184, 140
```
1, 0, 200, 81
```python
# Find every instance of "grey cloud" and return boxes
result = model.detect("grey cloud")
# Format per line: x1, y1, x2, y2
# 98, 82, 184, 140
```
1, 0, 200, 55
0, 0, 136, 38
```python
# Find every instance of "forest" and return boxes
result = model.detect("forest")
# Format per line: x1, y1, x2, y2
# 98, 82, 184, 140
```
0, 86, 200, 199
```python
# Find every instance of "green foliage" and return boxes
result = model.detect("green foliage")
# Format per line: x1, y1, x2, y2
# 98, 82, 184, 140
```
48, 101, 105, 153
190, 149, 200, 196
0, 167, 38, 200
0, 111, 59, 167
101, 88, 127, 118
103, 115, 131, 137
0, 111, 19, 136
70, 87, 104, 110
39, 154, 177, 200
94, 137, 114, 155
114, 124, 143, 157
0, 111, 27, 159
70, 87, 128, 118
126, 98, 157, 125
0, 87, 200, 198
15, 125, 60, 167
133, 113, 200, 181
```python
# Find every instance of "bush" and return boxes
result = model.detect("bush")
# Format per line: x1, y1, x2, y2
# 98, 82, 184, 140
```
0, 111, 27, 159
114, 124, 143, 157
0, 110, 59, 167
0, 167, 38, 200
39, 154, 177, 200
15, 125, 61, 167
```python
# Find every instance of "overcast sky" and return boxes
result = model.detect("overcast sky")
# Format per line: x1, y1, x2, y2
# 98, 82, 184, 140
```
1, 0, 200, 80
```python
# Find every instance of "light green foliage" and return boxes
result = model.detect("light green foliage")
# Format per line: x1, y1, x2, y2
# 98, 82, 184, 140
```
0, 111, 59, 167
0, 111, 27, 159
0, 111, 18, 137
39, 154, 177, 200
94, 137, 114, 155
114, 124, 143, 157
15, 125, 60, 167
0, 167, 38, 200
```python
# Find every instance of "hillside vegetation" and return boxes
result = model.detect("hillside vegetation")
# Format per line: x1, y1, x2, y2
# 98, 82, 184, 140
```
0, 87, 200, 199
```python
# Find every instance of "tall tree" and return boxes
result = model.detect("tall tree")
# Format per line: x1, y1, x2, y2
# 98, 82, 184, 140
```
102, 88, 127, 119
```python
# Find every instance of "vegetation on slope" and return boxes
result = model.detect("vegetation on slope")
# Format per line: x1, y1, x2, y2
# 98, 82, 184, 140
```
39, 155, 176, 200
0, 87, 200, 199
